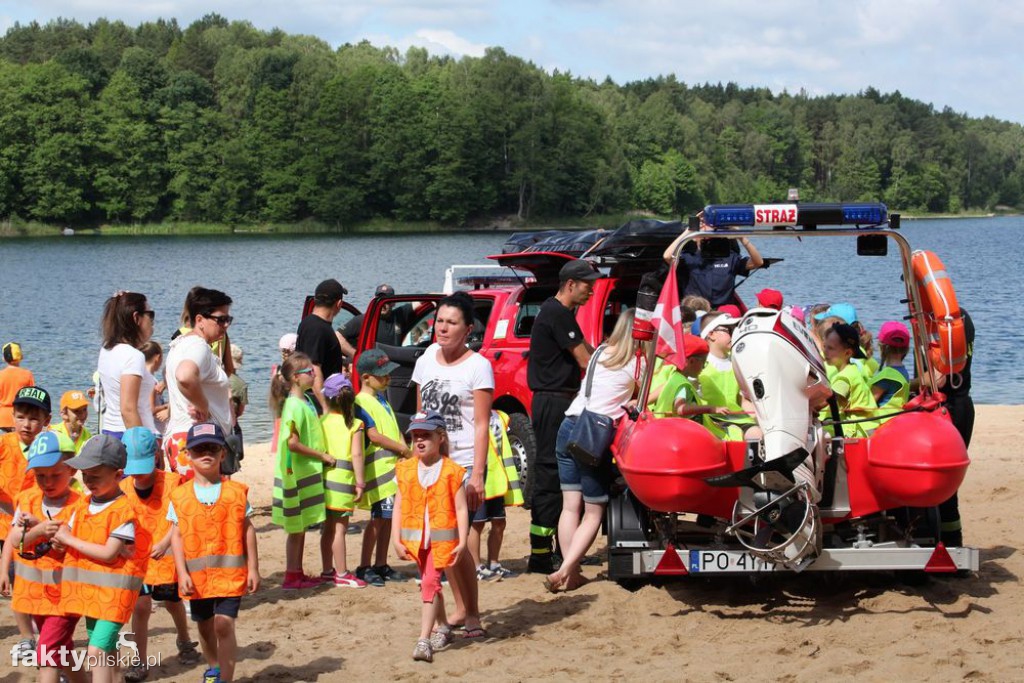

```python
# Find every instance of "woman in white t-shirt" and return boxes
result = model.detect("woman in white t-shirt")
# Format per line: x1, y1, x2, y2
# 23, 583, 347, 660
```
547, 308, 646, 593
97, 291, 156, 438
164, 287, 234, 478
411, 291, 493, 638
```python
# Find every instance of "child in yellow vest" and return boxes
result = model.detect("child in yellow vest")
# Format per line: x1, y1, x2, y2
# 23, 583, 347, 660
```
55, 434, 147, 683
871, 321, 912, 414
169, 422, 260, 683
319, 373, 367, 587
51, 390, 92, 455
119, 426, 201, 682
474, 410, 522, 581
823, 323, 879, 437
0, 431, 83, 683
391, 410, 468, 663
270, 353, 332, 590
354, 350, 413, 587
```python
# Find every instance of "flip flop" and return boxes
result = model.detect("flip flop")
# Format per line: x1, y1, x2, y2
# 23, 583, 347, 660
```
461, 626, 488, 640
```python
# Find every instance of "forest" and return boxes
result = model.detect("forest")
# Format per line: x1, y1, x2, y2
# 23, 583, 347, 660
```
2, 15, 1023, 229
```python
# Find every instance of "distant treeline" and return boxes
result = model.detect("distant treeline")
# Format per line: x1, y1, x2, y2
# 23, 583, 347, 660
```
2, 14, 1023, 227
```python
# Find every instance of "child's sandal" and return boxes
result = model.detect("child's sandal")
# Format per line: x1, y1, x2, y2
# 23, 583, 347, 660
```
429, 626, 453, 650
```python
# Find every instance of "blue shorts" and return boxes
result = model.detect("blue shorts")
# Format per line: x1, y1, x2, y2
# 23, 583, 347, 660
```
371, 497, 394, 520
555, 415, 611, 504
189, 596, 241, 622
472, 497, 506, 523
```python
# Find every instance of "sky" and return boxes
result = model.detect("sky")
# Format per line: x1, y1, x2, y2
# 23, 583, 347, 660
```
1, 0, 1022, 123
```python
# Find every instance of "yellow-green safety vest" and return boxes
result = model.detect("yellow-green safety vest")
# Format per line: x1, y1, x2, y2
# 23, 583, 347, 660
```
871, 365, 910, 414
354, 392, 401, 506
321, 413, 364, 512
648, 362, 688, 418
483, 411, 524, 506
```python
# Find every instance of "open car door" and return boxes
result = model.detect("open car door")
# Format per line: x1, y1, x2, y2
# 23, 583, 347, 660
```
355, 295, 441, 432
301, 295, 361, 340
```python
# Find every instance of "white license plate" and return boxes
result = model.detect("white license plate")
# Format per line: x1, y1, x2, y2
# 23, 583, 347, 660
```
689, 550, 779, 573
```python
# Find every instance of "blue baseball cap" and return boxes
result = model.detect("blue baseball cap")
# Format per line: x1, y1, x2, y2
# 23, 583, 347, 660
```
406, 410, 447, 434
26, 432, 65, 470
186, 422, 226, 449
814, 303, 858, 325
123, 427, 157, 476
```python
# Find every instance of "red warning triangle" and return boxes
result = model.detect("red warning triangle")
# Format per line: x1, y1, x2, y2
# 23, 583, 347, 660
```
924, 542, 957, 573
654, 545, 689, 576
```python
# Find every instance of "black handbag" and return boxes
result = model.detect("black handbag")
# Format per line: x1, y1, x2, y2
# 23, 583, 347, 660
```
566, 346, 616, 467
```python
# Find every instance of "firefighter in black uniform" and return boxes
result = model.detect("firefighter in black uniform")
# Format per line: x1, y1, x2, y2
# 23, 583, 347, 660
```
526, 259, 602, 572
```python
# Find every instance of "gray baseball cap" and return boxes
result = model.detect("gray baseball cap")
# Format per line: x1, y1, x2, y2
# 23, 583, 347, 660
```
66, 434, 127, 471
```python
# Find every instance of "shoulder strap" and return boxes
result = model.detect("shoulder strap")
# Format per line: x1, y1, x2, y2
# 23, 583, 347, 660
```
584, 345, 607, 400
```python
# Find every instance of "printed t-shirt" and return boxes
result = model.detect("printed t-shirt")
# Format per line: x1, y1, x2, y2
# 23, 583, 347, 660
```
679, 251, 749, 308
412, 344, 494, 468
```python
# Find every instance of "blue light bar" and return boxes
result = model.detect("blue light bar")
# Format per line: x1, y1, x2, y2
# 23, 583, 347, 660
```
701, 202, 888, 228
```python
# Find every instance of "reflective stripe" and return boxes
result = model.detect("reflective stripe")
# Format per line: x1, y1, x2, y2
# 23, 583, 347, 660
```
399, 528, 457, 543
364, 449, 396, 466
530, 524, 556, 537
919, 269, 948, 288
364, 469, 395, 491
295, 473, 323, 490
325, 480, 356, 495
185, 554, 247, 573
272, 493, 325, 516
273, 478, 298, 499
332, 459, 355, 472
14, 563, 62, 585
531, 548, 552, 555
62, 565, 144, 591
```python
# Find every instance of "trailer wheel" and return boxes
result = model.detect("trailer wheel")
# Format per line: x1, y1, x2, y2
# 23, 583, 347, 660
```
506, 412, 535, 509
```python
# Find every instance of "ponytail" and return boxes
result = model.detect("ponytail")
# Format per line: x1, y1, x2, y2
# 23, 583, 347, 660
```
270, 352, 311, 416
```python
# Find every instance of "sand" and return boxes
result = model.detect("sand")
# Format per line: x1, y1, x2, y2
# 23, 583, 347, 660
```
3, 405, 1023, 682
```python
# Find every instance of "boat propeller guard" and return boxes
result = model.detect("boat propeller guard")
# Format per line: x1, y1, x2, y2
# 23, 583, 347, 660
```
726, 481, 820, 571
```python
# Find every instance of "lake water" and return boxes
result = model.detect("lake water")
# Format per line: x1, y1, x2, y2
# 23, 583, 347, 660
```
1, 217, 1020, 442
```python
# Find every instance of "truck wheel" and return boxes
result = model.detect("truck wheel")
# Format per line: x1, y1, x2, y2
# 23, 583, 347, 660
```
506, 412, 535, 509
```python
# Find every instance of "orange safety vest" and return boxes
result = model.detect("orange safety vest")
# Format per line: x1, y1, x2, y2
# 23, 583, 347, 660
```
59, 494, 146, 624
396, 457, 465, 569
169, 480, 249, 599
120, 470, 182, 586
0, 432, 34, 530
12, 487, 81, 616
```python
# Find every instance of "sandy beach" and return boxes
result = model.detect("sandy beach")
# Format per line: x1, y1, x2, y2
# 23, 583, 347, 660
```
3, 404, 1022, 682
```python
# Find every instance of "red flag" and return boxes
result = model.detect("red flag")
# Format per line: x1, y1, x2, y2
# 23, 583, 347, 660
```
652, 266, 686, 370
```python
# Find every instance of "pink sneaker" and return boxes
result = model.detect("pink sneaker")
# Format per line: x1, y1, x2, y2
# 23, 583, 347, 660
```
282, 572, 323, 590
333, 571, 368, 588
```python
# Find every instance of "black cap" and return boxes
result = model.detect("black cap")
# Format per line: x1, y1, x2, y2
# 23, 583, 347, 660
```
559, 259, 604, 284
830, 323, 866, 359
375, 283, 395, 296
13, 386, 51, 414
314, 279, 348, 302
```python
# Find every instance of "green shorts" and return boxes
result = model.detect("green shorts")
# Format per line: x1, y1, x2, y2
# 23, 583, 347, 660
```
85, 617, 124, 653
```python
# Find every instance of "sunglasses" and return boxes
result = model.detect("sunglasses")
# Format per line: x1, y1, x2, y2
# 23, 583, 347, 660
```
205, 314, 234, 326
141, 310, 156, 320
294, 368, 314, 376
190, 444, 223, 455
18, 513, 53, 561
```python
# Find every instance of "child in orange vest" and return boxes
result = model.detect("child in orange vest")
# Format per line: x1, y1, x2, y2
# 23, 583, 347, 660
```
120, 427, 201, 682
169, 422, 260, 683
391, 410, 468, 663
1, 386, 55, 661
0, 431, 83, 683
55, 434, 147, 683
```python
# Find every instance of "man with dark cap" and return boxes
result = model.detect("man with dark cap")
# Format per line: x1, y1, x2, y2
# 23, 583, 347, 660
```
296, 279, 349, 413
525, 259, 603, 573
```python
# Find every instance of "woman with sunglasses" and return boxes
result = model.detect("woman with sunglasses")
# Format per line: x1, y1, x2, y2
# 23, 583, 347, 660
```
97, 291, 157, 439
164, 288, 235, 480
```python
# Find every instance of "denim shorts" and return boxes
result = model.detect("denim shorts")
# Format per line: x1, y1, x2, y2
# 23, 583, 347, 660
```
371, 496, 394, 520
555, 415, 611, 504
472, 496, 506, 522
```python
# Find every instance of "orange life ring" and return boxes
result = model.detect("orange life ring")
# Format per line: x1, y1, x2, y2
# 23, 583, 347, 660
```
910, 250, 967, 374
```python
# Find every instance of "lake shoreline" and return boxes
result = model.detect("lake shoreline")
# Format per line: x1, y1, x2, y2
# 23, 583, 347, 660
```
1, 210, 1016, 239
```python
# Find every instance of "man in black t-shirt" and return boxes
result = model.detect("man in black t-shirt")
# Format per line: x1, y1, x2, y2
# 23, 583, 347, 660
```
296, 278, 348, 413
526, 259, 602, 573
